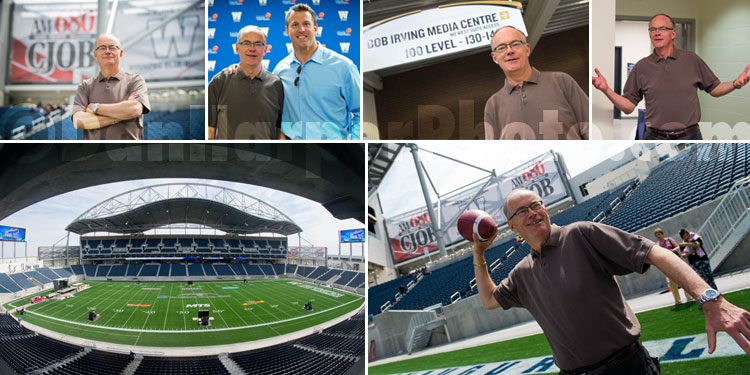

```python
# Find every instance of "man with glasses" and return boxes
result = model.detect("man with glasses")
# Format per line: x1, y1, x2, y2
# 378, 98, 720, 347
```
274, 3, 360, 140
208, 25, 283, 139
593, 13, 750, 140
72, 33, 150, 140
471, 188, 750, 374
484, 26, 588, 140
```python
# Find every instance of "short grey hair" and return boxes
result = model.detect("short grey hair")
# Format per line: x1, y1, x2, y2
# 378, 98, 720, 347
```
237, 25, 266, 44
95, 33, 122, 48
490, 26, 527, 51
650, 13, 675, 29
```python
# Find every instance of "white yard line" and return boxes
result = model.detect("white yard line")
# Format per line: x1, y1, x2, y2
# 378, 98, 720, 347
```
22, 298, 362, 333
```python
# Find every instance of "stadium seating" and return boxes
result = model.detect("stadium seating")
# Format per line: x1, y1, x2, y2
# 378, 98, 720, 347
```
368, 275, 410, 315
0, 274, 22, 293
201, 263, 217, 276
258, 264, 275, 276
243, 264, 263, 276
287, 264, 298, 274
308, 266, 328, 280
51, 267, 74, 278
297, 266, 314, 278
108, 264, 127, 277
171, 264, 187, 277
70, 265, 84, 275
94, 265, 111, 278
229, 263, 246, 276
604, 143, 750, 233
139, 264, 159, 277
24, 270, 52, 285
188, 263, 204, 277
126, 264, 143, 276
0, 334, 81, 374
347, 273, 365, 289
45, 349, 133, 375
334, 271, 357, 287
134, 355, 229, 375
213, 264, 234, 276
83, 265, 97, 277
9, 273, 36, 289
36, 267, 63, 281
272, 264, 286, 276
158, 263, 172, 277
318, 268, 342, 282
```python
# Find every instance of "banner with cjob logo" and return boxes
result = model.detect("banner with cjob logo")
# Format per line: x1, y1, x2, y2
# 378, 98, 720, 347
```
9, 0, 205, 83
207, 0, 359, 82
386, 151, 569, 264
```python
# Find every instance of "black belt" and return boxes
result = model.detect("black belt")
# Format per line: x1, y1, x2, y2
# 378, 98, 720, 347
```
646, 124, 698, 139
560, 339, 642, 375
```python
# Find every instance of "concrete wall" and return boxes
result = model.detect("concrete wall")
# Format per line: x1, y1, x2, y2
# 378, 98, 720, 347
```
369, 262, 665, 360
717, 233, 750, 274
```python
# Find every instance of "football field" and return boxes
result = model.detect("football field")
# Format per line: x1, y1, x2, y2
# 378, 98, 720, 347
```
12, 279, 363, 347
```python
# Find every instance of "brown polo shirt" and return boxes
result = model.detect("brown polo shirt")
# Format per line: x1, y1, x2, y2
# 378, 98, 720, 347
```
208, 67, 283, 140
72, 71, 151, 140
623, 49, 720, 131
484, 68, 589, 140
493, 222, 655, 370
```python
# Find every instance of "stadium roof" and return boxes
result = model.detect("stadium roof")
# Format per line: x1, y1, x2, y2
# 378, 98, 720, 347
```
0, 144, 364, 223
65, 183, 301, 235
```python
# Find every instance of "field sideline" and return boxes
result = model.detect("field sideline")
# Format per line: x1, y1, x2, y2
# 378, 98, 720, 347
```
11, 279, 363, 347
369, 288, 750, 375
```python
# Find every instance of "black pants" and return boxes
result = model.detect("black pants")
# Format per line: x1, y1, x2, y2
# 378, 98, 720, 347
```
560, 341, 660, 375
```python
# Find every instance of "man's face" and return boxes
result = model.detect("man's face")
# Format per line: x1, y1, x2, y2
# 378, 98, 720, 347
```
238, 30, 266, 67
681, 232, 690, 241
490, 27, 530, 74
506, 190, 551, 244
649, 15, 675, 50
286, 11, 317, 50
93, 35, 122, 67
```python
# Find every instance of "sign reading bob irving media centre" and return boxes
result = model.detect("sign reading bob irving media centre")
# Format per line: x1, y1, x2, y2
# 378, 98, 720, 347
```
363, 1, 526, 72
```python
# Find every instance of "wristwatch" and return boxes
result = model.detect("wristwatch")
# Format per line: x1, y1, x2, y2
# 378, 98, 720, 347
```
697, 288, 721, 307
91, 103, 99, 114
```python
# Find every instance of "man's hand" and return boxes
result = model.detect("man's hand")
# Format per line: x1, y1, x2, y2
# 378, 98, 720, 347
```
472, 226, 498, 255
734, 65, 750, 89
222, 64, 239, 75
703, 297, 750, 356
592, 68, 609, 92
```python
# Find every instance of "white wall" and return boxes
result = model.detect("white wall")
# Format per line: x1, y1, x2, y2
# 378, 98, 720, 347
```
591, 0, 616, 139
696, 1, 750, 139
363, 89, 380, 140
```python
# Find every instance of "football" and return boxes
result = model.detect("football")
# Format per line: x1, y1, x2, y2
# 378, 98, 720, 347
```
457, 210, 497, 242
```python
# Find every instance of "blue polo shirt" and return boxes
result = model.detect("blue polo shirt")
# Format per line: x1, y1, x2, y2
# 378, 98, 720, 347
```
273, 43, 361, 140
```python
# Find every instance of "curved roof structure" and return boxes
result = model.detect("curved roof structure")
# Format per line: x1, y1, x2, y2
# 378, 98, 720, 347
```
65, 183, 301, 235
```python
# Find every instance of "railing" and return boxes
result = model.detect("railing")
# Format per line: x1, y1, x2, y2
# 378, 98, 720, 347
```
697, 176, 750, 270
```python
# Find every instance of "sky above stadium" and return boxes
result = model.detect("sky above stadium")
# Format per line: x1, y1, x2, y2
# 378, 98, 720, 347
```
377, 141, 657, 218
0, 178, 363, 259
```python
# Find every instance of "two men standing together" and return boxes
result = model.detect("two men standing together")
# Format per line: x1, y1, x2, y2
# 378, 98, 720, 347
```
208, 3, 361, 140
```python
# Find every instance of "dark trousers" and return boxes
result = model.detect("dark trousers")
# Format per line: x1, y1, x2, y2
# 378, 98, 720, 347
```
643, 127, 702, 140
560, 340, 660, 375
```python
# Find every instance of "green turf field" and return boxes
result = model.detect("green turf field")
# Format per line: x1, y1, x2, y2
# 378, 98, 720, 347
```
13, 279, 363, 347
3, 288, 55, 310
369, 288, 750, 375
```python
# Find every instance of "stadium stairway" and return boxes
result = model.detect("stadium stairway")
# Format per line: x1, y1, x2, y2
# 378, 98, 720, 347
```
217, 353, 244, 375
122, 354, 142, 375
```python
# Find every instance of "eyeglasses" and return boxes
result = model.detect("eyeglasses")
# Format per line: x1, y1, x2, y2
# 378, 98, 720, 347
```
294, 65, 301, 86
508, 200, 544, 221
648, 27, 674, 33
237, 41, 265, 49
95, 45, 120, 52
492, 40, 525, 54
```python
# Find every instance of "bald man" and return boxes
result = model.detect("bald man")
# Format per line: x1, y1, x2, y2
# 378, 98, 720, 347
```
72, 33, 150, 140
472, 188, 750, 374
593, 13, 750, 140
484, 26, 589, 140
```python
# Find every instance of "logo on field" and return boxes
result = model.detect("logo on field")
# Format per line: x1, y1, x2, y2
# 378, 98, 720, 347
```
338, 10, 348, 22
127, 304, 152, 307
232, 12, 242, 22
242, 301, 265, 305
340, 42, 350, 53
186, 304, 210, 308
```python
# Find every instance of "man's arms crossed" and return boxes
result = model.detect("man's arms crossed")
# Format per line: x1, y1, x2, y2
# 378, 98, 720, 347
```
72, 92, 143, 129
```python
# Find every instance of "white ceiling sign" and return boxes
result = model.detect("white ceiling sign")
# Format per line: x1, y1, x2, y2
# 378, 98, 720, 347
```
363, 2, 526, 72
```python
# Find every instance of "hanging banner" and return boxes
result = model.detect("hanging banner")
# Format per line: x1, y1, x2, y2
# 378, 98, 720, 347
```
9, 0, 204, 83
386, 151, 569, 264
363, 1, 525, 72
